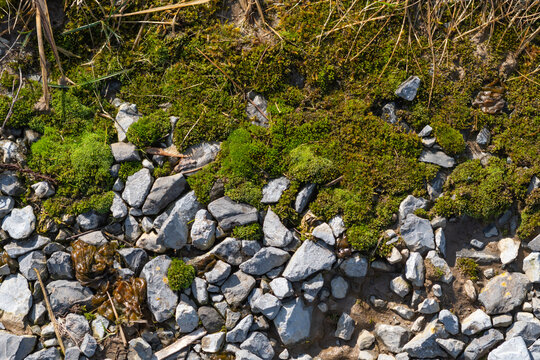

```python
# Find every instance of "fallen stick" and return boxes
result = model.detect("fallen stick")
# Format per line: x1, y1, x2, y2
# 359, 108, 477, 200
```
154, 328, 207, 360
34, 268, 66, 356
106, 291, 127, 347
0, 163, 58, 185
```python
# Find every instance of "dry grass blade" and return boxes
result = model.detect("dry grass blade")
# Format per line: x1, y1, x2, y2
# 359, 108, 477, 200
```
145, 147, 187, 158
34, 267, 66, 355
34, 0, 64, 77
34, 1, 50, 112
107, 291, 127, 347
110, 0, 211, 18
1, 67, 23, 132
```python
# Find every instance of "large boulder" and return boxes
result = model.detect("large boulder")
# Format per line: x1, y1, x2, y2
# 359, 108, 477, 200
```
142, 173, 186, 215
282, 240, 336, 282
0, 274, 32, 321
122, 168, 153, 208
1, 206, 36, 239
273, 298, 312, 345
400, 214, 435, 254
141, 256, 178, 322
478, 272, 531, 314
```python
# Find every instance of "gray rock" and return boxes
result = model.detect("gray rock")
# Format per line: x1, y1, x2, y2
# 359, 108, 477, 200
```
63, 313, 90, 342
235, 349, 263, 360
262, 177, 290, 204
528, 338, 540, 360
240, 332, 274, 360
435, 228, 446, 257
375, 324, 410, 353
205, 260, 231, 285
156, 212, 188, 250
390, 303, 414, 320
428, 172, 446, 199
154, 190, 201, 230
405, 252, 424, 287
390, 276, 411, 297
0, 196, 14, 219
122, 216, 141, 243
506, 319, 540, 346
252, 293, 281, 319
0, 274, 32, 320
25, 347, 60, 360
80, 333, 97, 357
523, 252, 540, 283
111, 193, 128, 219
274, 297, 312, 345
91, 315, 109, 340
18, 251, 47, 281
478, 272, 531, 314
79, 231, 108, 247
438, 309, 459, 335
207, 196, 258, 231
0, 171, 24, 196
302, 273, 324, 302
1, 206, 35, 239
46, 280, 93, 314
201, 332, 225, 353
141, 255, 178, 322
221, 271, 256, 307
462, 309, 492, 336
198, 306, 224, 332
115, 102, 142, 142
295, 183, 316, 213
246, 91, 269, 126
191, 209, 216, 250
226, 315, 253, 343
357, 330, 376, 350
471, 238, 486, 249
463, 329, 504, 360
419, 149, 455, 168
263, 208, 293, 248
282, 240, 336, 282
128, 337, 153, 360
118, 248, 148, 274
329, 215, 346, 237
122, 168, 153, 208
210, 237, 243, 265
477, 127, 491, 147
456, 248, 499, 264
30, 181, 55, 199
403, 319, 447, 358
0, 332, 36, 360
399, 195, 428, 222
46, 251, 73, 280
395, 76, 421, 101
340, 254, 368, 278
28, 302, 46, 325
112, 178, 125, 192
110, 142, 140, 162
425, 250, 454, 284
484, 223, 499, 238
177, 141, 220, 171
331, 276, 348, 299
400, 214, 435, 254
436, 338, 465, 358
417, 298, 440, 314
240, 247, 290, 275
498, 237, 520, 265
269, 277, 293, 299
382, 102, 397, 124
142, 173, 186, 215
418, 125, 433, 137
312, 223, 335, 246
528, 234, 540, 252
488, 336, 531, 360
135, 232, 165, 253
191, 277, 208, 305
335, 312, 354, 340
242, 240, 261, 255
76, 211, 102, 231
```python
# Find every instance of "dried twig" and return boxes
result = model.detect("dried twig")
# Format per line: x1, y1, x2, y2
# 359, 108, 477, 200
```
1, 67, 23, 133
0, 163, 58, 185
34, 268, 66, 355
110, 0, 211, 18
324, 175, 344, 187
145, 147, 187, 158
107, 291, 127, 347
154, 328, 207, 360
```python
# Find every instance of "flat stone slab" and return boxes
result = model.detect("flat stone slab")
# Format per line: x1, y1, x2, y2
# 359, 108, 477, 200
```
478, 272, 531, 315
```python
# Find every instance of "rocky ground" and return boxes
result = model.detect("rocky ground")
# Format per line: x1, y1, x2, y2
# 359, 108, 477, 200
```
0, 75, 538, 360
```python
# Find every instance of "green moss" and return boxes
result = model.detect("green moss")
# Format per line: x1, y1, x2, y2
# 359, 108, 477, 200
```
433, 158, 522, 221
167, 258, 196, 291
153, 162, 172, 178
224, 180, 262, 209
456, 258, 480, 281
232, 223, 262, 240
28, 128, 113, 197
431, 122, 465, 155
413, 208, 431, 220
0, 83, 41, 129
288, 144, 336, 184
69, 191, 115, 215
517, 189, 540, 240
126, 110, 171, 148
186, 163, 218, 205
272, 181, 301, 226
346, 224, 389, 257
311, 188, 372, 225
118, 162, 143, 181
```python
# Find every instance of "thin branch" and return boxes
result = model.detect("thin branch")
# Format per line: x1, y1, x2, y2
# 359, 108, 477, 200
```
107, 291, 127, 347
0, 163, 58, 185
1, 67, 23, 132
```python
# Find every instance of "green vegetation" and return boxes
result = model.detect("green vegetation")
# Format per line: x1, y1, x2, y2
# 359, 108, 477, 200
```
118, 162, 143, 181
456, 258, 480, 281
126, 111, 171, 148
232, 224, 263, 240
431, 122, 466, 155
517, 189, 540, 240
432, 158, 526, 221
167, 258, 196, 291
288, 145, 336, 184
